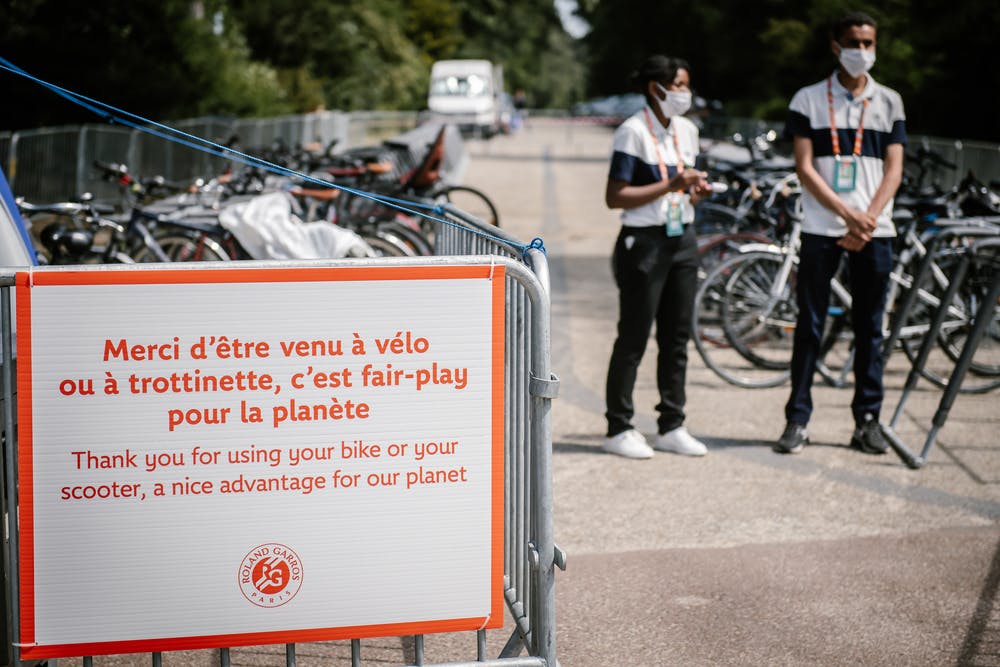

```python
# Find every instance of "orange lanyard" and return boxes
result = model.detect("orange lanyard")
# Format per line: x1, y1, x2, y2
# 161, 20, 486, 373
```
827, 76, 869, 158
643, 107, 684, 187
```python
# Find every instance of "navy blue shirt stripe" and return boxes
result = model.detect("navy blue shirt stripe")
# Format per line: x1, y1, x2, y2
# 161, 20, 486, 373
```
785, 112, 907, 160
609, 150, 679, 187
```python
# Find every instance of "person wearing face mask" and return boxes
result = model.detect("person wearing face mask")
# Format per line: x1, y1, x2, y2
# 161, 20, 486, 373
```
774, 11, 907, 455
601, 54, 713, 459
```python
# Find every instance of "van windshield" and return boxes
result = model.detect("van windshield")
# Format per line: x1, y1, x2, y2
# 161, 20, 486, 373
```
430, 74, 490, 97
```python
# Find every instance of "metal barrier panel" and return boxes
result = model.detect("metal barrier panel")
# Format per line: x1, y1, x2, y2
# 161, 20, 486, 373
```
79, 125, 133, 203
0, 216, 557, 666
9, 114, 998, 208
6, 127, 80, 203
434, 207, 557, 662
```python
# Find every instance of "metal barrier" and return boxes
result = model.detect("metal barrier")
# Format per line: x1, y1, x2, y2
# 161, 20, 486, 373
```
0, 111, 422, 206
0, 210, 560, 666
882, 230, 1000, 469
3, 108, 998, 206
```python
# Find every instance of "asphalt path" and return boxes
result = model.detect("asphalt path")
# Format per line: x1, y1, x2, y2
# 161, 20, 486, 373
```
90, 120, 1000, 667
462, 120, 1000, 667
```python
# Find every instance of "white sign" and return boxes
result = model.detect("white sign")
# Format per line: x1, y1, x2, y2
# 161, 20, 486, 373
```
15, 264, 505, 659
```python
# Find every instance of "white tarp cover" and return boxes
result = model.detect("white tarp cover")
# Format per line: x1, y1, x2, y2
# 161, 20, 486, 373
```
218, 191, 372, 260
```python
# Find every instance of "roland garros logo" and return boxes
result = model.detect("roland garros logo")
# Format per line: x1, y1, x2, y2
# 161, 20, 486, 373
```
239, 543, 303, 607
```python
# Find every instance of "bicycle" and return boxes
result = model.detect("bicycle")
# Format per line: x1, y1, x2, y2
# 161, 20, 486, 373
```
17, 195, 179, 265
692, 219, 854, 389
694, 213, 1000, 391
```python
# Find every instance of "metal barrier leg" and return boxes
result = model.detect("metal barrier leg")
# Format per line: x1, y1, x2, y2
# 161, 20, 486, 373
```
914, 268, 1000, 464
885, 253, 971, 469
1, 287, 20, 667
414, 634, 424, 666
885, 252, 1000, 469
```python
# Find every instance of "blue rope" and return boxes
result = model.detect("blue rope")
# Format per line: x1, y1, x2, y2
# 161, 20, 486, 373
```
0, 59, 541, 256
523, 237, 547, 262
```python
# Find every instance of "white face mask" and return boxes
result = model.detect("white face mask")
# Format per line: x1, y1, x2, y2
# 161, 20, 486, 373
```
838, 47, 876, 78
654, 83, 692, 118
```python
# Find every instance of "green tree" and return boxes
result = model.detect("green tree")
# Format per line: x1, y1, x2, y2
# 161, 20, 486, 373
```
575, 0, 999, 140
229, 0, 429, 110
0, 0, 294, 128
450, 0, 582, 107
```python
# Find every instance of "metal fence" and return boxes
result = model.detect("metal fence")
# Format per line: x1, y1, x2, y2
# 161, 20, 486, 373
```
0, 111, 423, 205
0, 205, 560, 666
699, 116, 1000, 189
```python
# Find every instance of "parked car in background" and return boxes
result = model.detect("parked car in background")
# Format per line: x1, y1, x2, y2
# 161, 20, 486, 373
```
570, 93, 645, 124
426, 59, 505, 137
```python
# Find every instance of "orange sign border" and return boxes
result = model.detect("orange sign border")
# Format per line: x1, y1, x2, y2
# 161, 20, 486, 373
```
15, 264, 506, 659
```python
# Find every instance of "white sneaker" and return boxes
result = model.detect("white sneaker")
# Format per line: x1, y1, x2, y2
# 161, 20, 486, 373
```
653, 426, 708, 456
602, 429, 654, 459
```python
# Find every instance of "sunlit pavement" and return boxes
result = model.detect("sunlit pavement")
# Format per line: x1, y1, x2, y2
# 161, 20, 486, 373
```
95, 120, 999, 667
466, 120, 1000, 666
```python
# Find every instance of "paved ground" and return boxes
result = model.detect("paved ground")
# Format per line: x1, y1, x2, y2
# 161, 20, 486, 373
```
466, 120, 1000, 666
56, 120, 1000, 667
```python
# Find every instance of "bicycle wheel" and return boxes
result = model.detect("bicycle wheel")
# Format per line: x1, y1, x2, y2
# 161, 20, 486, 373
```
358, 229, 418, 257
438, 185, 500, 227
132, 233, 230, 263
692, 251, 791, 388
378, 217, 434, 256
722, 251, 798, 372
697, 231, 773, 281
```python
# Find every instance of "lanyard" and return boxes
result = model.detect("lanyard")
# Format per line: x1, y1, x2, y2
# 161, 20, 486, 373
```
827, 76, 869, 158
643, 107, 684, 187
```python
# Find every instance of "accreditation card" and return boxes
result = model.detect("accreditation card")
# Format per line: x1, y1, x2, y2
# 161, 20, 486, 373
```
833, 156, 857, 193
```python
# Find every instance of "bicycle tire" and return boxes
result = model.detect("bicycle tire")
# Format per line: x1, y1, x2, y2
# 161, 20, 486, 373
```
692, 252, 791, 388
694, 233, 772, 347
378, 217, 434, 256
132, 233, 229, 263
722, 251, 797, 371
697, 231, 774, 280
358, 229, 418, 257
439, 185, 500, 227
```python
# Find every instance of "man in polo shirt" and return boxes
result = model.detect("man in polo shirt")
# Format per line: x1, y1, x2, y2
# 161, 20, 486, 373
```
774, 11, 906, 455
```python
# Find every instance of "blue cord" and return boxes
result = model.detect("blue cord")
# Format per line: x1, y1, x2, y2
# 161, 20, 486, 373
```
0, 59, 540, 256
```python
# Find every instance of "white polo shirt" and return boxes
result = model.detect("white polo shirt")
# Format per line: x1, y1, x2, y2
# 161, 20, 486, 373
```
786, 72, 907, 237
608, 107, 700, 228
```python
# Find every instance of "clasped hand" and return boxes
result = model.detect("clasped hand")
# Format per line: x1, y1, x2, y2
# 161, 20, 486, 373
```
838, 207, 877, 251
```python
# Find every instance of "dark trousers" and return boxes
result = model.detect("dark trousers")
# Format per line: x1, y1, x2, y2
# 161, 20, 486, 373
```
785, 233, 894, 427
606, 224, 699, 437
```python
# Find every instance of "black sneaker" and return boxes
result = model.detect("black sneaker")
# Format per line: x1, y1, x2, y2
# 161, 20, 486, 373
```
774, 422, 808, 454
851, 418, 889, 455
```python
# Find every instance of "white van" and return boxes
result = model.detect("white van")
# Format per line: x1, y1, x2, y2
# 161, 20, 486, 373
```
427, 59, 505, 137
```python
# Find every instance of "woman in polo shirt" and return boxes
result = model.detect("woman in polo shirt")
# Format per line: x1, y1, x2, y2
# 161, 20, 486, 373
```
602, 54, 713, 460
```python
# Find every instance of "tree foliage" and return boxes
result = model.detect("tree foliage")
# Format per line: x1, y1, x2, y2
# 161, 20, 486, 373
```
575, 0, 999, 140
0, 0, 996, 140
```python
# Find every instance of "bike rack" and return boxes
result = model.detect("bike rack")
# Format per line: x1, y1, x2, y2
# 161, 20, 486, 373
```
882, 235, 1000, 469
